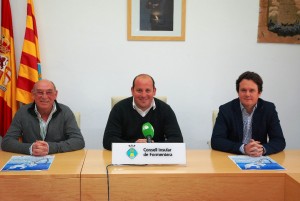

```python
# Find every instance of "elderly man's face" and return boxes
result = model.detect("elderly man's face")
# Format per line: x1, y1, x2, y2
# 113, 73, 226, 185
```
32, 80, 57, 113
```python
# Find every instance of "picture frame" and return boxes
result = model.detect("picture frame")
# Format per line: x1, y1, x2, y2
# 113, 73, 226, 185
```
127, 0, 186, 41
257, 0, 300, 44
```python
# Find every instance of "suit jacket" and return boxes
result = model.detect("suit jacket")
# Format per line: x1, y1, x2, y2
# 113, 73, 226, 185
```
211, 98, 286, 155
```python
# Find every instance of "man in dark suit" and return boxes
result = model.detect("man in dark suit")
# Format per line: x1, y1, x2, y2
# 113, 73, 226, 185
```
211, 71, 286, 157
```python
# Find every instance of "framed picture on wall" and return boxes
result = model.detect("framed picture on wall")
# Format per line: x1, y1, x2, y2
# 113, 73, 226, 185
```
127, 0, 186, 41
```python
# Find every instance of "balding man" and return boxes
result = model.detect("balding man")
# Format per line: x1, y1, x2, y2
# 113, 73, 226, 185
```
103, 74, 183, 150
2, 79, 85, 156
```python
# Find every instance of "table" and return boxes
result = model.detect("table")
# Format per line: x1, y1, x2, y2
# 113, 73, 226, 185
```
81, 149, 300, 201
285, 173, 300, 201
0, 149, 86, 201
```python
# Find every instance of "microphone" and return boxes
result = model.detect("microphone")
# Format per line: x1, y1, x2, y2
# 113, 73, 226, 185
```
142, 122, 154, 143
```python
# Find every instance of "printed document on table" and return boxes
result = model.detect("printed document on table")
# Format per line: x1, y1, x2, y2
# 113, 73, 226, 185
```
1, 155, 55, 171
228, 155, 285, 170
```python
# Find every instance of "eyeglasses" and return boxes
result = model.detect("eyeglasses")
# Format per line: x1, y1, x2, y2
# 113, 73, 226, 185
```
34, 90, 55, 97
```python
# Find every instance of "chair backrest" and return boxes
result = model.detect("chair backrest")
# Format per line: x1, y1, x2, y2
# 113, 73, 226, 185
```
111, 96, 167, 109
212, 110, 219, 127
74, 112, 81, 128
208, 110, 219, 148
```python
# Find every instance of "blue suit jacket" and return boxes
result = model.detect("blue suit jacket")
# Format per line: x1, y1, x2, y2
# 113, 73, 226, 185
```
211, 98, 286, 155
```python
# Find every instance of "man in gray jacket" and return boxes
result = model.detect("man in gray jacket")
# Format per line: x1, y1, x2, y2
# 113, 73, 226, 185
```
1, 79, 85, 156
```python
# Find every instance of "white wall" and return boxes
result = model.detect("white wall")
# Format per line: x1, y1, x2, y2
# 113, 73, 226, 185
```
6, 0, 300, 150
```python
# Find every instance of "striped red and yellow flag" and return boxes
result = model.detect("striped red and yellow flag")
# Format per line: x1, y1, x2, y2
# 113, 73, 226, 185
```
0, 0, 19, 137
16, 0, 41, 104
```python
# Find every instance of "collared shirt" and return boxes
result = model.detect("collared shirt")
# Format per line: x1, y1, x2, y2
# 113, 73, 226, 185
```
132, 99, 156, 117
34, 103, 57, 140
239, 102, 257, 154
29, 103, 56, 155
